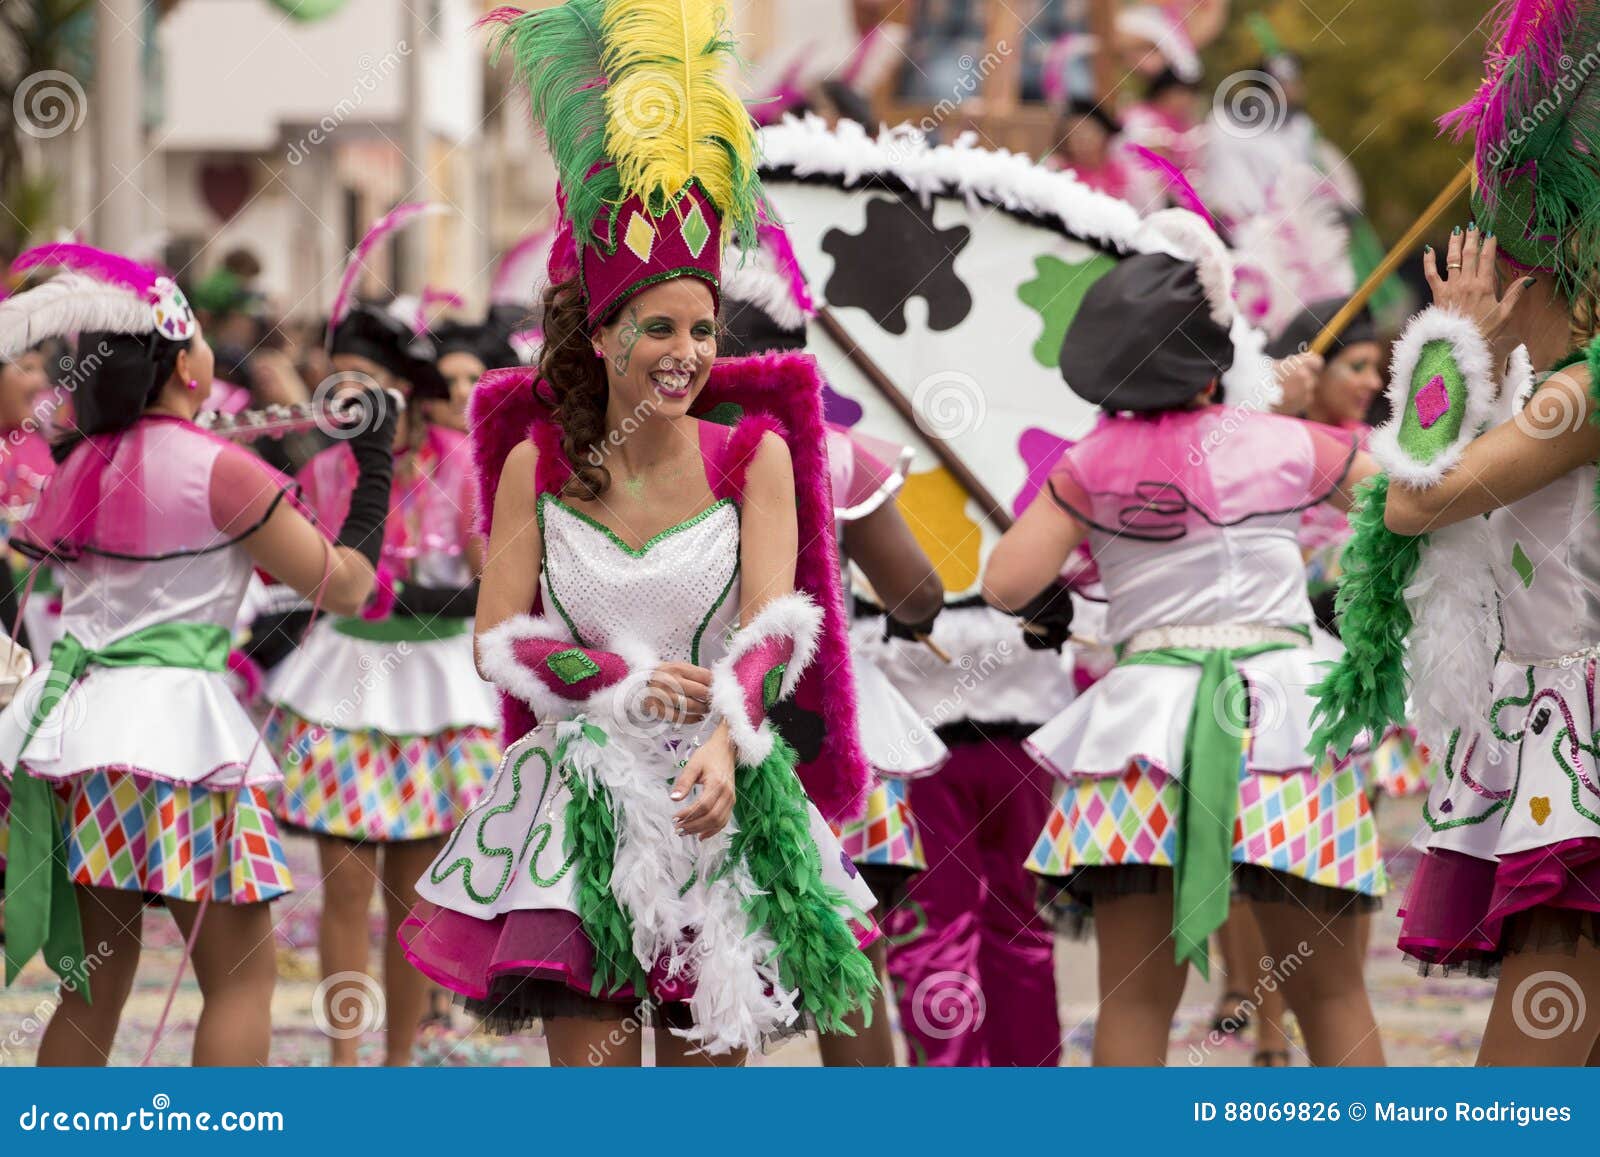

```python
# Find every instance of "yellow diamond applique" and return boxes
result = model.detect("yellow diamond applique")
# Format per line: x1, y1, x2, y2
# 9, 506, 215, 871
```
623, 212, 655, 261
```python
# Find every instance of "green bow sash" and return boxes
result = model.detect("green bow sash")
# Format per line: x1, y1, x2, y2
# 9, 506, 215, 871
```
1117, 631, 1305, 977
4, 622, 232, 996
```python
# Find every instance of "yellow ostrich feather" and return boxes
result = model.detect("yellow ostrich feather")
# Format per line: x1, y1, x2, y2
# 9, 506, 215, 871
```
598, 0, 761, 242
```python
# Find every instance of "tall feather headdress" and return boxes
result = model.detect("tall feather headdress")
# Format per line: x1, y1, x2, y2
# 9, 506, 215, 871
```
483, 0, 765, 330
1440, 0, 1600, 298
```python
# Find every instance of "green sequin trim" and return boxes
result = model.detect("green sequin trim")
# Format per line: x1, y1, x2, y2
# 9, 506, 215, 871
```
539, 492, 735, 558
1421, 730, 1506, 831
698, 401, 744, 426
691, 561, 739, 666
1396, 340, 1468, 464
429, 745, 552, 905
546, 647, 601, 686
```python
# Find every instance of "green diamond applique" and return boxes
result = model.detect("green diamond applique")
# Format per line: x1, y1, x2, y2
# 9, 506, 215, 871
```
1511, 542, 1535, 589
681, 201, 711, 258
546, 648, 601, 686
762, 662, 788, 710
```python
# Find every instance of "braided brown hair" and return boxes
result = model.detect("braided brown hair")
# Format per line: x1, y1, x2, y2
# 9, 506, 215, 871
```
538, 275, 611, 500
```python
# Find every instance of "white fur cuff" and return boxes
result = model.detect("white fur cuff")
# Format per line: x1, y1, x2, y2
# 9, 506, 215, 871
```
1371, 307, 1496, 487
477, 614, 659, 729
709, 592, 823, 767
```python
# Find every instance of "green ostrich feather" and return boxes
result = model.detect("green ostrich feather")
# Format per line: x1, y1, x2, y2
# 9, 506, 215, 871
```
557, 726, 648, 998
1307, 474, 1427, 759
728, 735, 879, 1034
488, 0, 621, 253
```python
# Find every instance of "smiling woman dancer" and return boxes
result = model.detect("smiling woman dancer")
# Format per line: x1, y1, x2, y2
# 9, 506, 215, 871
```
1324, 0, 1600, 1068
0, 244, 392, 1065
399, 0, 878, 1065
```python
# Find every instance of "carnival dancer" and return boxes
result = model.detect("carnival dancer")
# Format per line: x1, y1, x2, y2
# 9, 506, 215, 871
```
0, 244, 394, 1065
720, 233, 947, 1066
987, 210, 1388, 1066
399, 0, 878, 1065
263, 289, 499, 1066
428, 315, 521, 435
1322, 0, 1600, 1066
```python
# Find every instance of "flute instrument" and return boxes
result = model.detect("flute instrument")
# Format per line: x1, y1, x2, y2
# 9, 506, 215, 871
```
194, 388, 407, 442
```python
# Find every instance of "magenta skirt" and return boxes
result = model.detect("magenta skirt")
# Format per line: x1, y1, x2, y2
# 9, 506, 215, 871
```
1397, 838, 1600, 974
400, 901, 880, 1031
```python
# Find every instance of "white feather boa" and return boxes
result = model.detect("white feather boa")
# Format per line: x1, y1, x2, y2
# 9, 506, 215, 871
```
0, 272, 154, 359
554, 717, 798, 1055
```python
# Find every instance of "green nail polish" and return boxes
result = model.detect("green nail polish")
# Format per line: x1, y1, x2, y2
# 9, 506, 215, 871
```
1452, 225, 1462, 235
1424, 244, 1433, 253
1525, 277, 1537, 286
1469, 220, 1477, 230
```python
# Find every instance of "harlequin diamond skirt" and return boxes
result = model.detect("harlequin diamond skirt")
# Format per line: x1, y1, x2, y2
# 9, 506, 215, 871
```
0, 769, 291, 904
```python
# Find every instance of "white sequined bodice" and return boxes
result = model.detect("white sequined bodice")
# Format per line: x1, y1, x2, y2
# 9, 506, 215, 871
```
1490, 463, 1600, 662
537, 494, 742, 665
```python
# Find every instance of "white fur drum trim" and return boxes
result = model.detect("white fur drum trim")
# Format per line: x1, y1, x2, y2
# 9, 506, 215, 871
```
709, 592, 823, 767
1371, 307, 1496, 488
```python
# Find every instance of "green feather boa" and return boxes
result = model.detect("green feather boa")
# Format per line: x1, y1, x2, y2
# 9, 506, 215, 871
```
1307, 473, 1427, 759
728, 735, 879, 1035
557, 724, 649, 998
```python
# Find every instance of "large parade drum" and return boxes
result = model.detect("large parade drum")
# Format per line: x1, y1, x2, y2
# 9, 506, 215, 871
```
758, 118, 1147, 597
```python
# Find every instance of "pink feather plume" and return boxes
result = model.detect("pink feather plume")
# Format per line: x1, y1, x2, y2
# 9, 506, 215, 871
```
1129, 144, 1218, 231
491, 228, 556, 305
475, 5, 527, 29
327, 202, 446, 339
12, 243, 163, 296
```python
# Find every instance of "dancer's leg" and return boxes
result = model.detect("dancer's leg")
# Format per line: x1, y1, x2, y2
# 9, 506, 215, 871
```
1254, 901, 1384, 1066
546, 1013, 645, 1067
380, 836, 443, 1066
1478, 917, 1600, 1066
817, 938, 897, 1066
317, 837, 380, 1065
1090, 882, 1189, 1066
167, 898, 277, 1066
35, 886, 144, 1066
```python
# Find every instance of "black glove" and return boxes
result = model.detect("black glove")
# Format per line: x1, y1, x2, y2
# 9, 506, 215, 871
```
883, 604, 942, 644
334, 389, 399, 569
1016, 581, 1075, 652
244, 609, 316, 671
392, 581, 479, 619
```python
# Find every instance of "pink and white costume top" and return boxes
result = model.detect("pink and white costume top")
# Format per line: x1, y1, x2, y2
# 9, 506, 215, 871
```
827, 424, 948, 779
1024, 406, 1358, 781
0, 418, 297, 786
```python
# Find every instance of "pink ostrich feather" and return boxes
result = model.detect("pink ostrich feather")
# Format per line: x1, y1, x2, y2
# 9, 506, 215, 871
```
466, 356, 869, 819
327, 202, 445, 339
475, 5, 527, 29
12, 242, 163, 296
415, 286, 466, 333
1439, 0, 1577, 179
1129, 144, 1217, 231
755, 218, 817, 317
491, 228, 556, 305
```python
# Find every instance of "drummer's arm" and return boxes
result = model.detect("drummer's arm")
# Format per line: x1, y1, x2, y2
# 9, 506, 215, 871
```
982, 487, 1086, 612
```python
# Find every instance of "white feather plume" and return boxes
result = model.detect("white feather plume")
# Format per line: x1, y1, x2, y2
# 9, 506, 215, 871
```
0, 272, 153, 359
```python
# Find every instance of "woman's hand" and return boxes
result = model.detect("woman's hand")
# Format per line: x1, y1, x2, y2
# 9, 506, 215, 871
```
672, 725, 736, 839
1424, 223, 1534, 366
640, 661, 714, 724
1272, 352, 1324, 417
